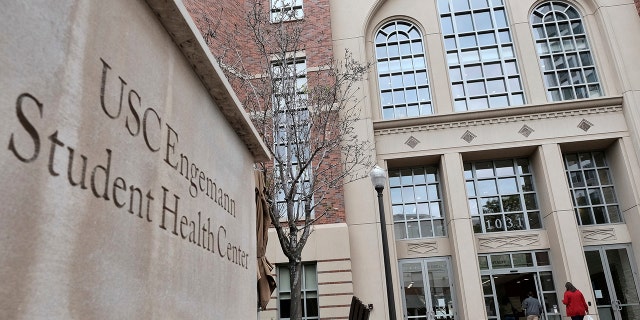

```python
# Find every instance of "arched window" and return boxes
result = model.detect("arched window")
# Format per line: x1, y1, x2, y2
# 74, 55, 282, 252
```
375, 21, 433, 119
531, 1, 603, 101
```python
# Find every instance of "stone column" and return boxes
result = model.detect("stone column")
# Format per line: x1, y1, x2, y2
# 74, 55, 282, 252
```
441, 153, 485, 319
532, 144, 594, 311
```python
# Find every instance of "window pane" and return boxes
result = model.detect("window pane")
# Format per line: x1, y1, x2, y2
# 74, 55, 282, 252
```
495, 160, 515, 176
528, 212, 542, 229
475, 11, 493, 30
494, 9, 507, 27
539, 271, 555, 290
420, 220, 434, 237
439, 1, 524, 111
531, 2, 603, 101
476, 161, 494, 178
502, 195, 522, 212
524, 194, 538, 210
389, 166, 446, 239
467, 159, 540, 234
490, 254, 511, 268
520, 176, 534, 191
395, 222, 407, 239
497, 178, 518, 194
305, 265, 317, 288
376, 21, 433, 119
536, 251, 550, 266
280, 298, 291, 318
504, 213, 524, 230
512, 253, 534, 267
433, 219, 446, 236
478, 180, 498, 195
306, 296, 319, 317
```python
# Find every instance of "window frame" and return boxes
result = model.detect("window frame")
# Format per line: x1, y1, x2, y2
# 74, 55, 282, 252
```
530, 1, 603, 101
271, 58, 313, 221
388, 166, 446, 239
277, 263, 319, 320
437, 0, 526, 111
465, 158, 543, 234
271, 0, 304, 22
563, 151, 623, 225
374, 20, 434, 120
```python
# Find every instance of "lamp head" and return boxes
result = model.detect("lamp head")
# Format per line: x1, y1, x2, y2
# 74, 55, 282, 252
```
369, 165, 387, 190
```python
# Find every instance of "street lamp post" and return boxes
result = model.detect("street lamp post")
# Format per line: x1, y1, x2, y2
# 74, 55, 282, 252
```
370, 165, 397, 320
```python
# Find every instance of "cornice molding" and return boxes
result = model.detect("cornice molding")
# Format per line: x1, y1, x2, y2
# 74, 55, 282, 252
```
373, 96, 624, 136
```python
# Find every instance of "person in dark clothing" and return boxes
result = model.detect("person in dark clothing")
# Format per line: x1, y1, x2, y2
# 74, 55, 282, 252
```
499, 296, 516, 320
522, 291, 543, 320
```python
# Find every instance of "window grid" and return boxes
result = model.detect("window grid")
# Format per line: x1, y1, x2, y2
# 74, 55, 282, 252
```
438, 0, 525, 111
465, 158, 542, 233
272, 59, 312, 221
278, 263, 319, 320
531, 1, 603, 101
375, 20, 433, 120
271, 0, 303, 22
389, 166, 446, 239
564, 151, 622, 225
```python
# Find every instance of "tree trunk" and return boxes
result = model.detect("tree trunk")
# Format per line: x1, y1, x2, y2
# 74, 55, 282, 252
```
289, 258, 303, 320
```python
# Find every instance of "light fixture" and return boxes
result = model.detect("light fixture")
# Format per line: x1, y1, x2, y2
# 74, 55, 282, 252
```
369, 165, 387, 190
369, 164, 396, 320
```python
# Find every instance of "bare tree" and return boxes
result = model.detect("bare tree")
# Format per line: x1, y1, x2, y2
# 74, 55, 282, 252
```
196, 1, 372, 318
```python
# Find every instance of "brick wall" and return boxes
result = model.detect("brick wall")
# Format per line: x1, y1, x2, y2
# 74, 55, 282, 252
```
183, 0, 249, 60
185, 0, 345, 224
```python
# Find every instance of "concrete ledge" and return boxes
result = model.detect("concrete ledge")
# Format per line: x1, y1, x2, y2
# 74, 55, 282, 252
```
145, 0, 270, 162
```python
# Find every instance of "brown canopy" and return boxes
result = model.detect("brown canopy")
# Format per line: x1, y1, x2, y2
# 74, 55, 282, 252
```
256, 170, 276, 310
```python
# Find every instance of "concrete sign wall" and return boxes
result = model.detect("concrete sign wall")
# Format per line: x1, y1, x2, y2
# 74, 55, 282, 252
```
1, 1, 268, 318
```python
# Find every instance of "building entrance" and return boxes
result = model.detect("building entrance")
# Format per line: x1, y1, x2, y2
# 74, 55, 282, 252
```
585, 245, 640, 320
399, 257, 456, 320
480, 251, 561, 320
493, 272, 538, 319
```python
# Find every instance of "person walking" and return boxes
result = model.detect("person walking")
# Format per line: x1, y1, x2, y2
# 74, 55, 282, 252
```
499, 296, 517, 320
562, 282, 589, 320
522, 291, 543, 320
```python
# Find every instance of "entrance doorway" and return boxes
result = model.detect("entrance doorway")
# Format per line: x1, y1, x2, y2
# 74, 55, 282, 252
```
399, 257, 456, 320
493, 272, 538, 319
585, 245, 640, 320
480, 251, 561, 320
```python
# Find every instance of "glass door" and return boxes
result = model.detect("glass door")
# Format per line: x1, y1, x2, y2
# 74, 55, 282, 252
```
400, 258, 456, 320
479, 251, 561, 320
585, 245, 640, 320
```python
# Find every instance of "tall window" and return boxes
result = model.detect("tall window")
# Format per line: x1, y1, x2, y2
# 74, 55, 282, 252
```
271, 0, 304, 22
465, 158, 542, 233
272, 58, 312, 220
564, 151, 622, 225
278, 264, 319, 320
438, 0, 525, 111
375, 20, 433, 119
389, 166, 445, 239
531, 2, 603, 101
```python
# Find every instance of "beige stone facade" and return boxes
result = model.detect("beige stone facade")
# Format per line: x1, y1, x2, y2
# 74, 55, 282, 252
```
332, 0, 640, 319
260, 0, 640, 319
